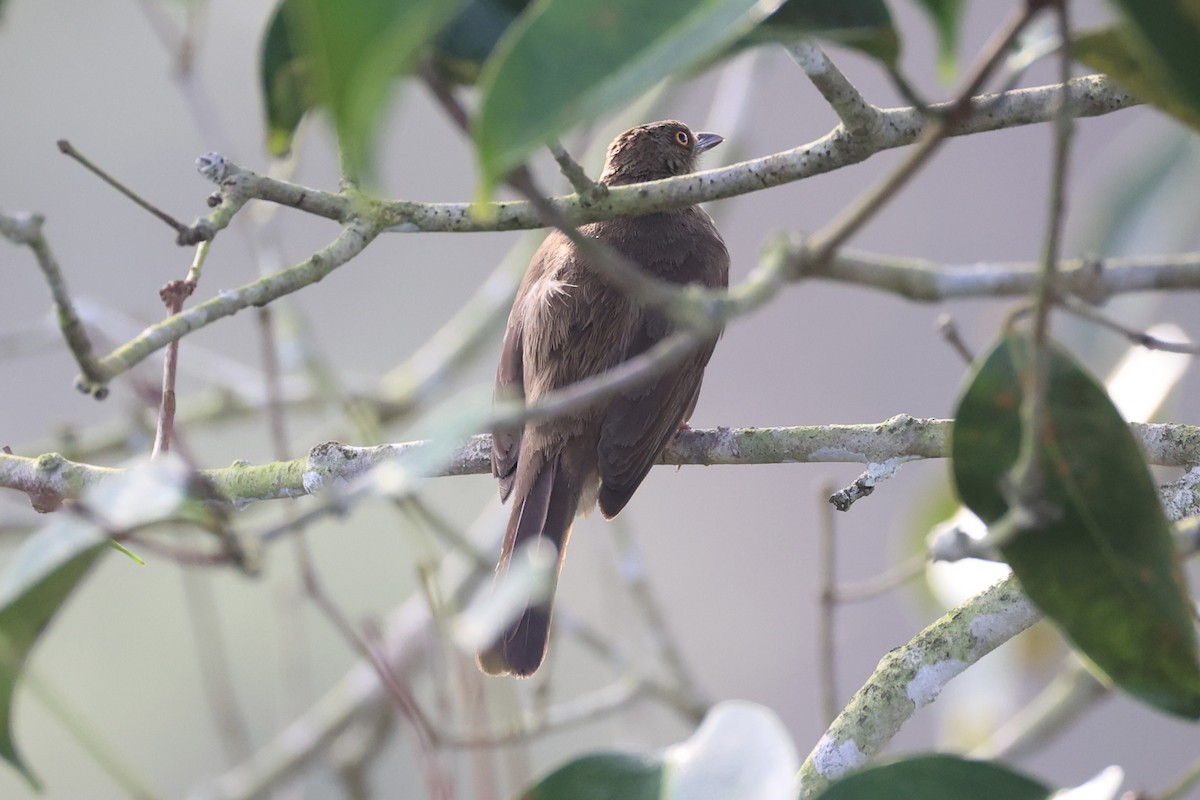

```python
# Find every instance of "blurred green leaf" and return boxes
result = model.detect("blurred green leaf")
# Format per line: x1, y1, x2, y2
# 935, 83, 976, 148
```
1075, 26, 1200, 133
523, 701, 797, 799
0, 519, 109, 788
434, 0, 530, 84
259, 0, 467, 172
438, 0, 897, 86
260, 2, 311, 157
1109, 0, 1200, 118
952, 333, 1200, 719
735, 0, 899, 64
474, 0, 786, 192
911, 0, 963, 76
815, 755, 1050, 799
1080, 127, 1194, 258
526, 753, 661, 800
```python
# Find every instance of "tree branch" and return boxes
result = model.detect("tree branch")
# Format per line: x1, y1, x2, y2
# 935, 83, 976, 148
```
4, 419, 1199, 511
73, 219, 380, 395
798, 575, 1041, 798
798, 510, 1200, 798
177, 76, 1133, 238
788, 42, 880, 135
0, 212, 107, 393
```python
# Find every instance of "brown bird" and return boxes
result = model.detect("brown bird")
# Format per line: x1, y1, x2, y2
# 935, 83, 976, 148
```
478, 120, 730, 677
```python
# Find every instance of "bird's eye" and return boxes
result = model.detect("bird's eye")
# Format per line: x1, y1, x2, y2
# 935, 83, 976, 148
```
674, 130, 690, 146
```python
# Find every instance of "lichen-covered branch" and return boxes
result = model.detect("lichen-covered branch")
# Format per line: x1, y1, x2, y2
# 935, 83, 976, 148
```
187, 75, 1133, 237
796, 247, 1200, 302
798, 505, 1200, 799
0, 212, 106, 391
4, 419, 1198, 510
798, 576, 1041, 798
74, 219, 380, 395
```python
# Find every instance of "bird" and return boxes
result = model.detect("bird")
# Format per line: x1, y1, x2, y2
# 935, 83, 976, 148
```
478, 120, 730, 677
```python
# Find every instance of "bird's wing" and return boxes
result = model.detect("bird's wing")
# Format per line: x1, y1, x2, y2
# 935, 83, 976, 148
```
492, 237, 560, 502
492, 313, 523, 502
595, 307, 717, 519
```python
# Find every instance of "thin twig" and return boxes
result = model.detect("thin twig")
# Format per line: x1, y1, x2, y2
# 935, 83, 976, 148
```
998, 0, 1076, 543
24, 668, 166, 800
151, 268, 199, 457
295, 544, 453, 799
181, 570, 254, 764
806, 5, 1038, 263
74, 218, 380, 395
57, 139, 190, 236
832, 554, 926, 603
968, 658, 1109, 761
548, 139, 607, 203
817, 479, 838, 725
937, 314, 976, 364
611, 522, 705, 709
1158, 753, 1200, 800
0, 212, 107, 393
788, 42, 879, 134
1057, 296, 1200, 354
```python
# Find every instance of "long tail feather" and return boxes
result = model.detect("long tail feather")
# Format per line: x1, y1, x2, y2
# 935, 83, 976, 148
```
478, 454, 579, 676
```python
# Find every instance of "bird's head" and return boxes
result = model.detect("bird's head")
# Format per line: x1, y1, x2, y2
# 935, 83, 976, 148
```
599, 120, 723, 186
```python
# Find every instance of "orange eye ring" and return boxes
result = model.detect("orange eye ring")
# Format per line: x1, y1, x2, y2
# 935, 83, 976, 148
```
674, 130, 690, 146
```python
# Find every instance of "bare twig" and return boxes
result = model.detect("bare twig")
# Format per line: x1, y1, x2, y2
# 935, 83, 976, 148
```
548, 139, 608, 203
152, 274, 198, 457
295, 545, 452, 799
993, 0, 1077, 546
74, 218, 380, 395
788, 42, 879, 134
937, 315, 976, 364
57, 139, 191, 238
611, 523, 705, 709
1057, 296, 1200, 354
23, 668, 166, 800
832, 554, 926, 603
969, 658, 1109, 761
181, 571, 254, 764
0, 212, 107, 393
1158, 754, 1200, 800
828, 459, 910, 511
817, 479, 839, 725
806, 5, 1038, 263
790, 247, 1200, 301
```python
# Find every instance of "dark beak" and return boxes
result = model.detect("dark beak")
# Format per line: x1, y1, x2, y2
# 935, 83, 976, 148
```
696, 132, 724, 152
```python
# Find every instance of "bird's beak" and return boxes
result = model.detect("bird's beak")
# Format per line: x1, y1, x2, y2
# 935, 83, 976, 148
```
695, 132, 724, 152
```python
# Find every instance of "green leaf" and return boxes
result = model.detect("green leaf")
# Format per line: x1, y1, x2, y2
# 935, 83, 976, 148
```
474, 0, 786, 192
952, 333, 1200, 719
526, 753, 662, 800
260, 2, 313, 158
522, 701, 797, 799
736, 0, 899, 64
911, 0, 963, 76
0, 458, 193, 785
259, 0, 468, 173
1074, 26, 1200, 133
815, 755, 1050, 800
0, 519, 109, 788
1109, 0, 1200, 121
434, 0, 531, 84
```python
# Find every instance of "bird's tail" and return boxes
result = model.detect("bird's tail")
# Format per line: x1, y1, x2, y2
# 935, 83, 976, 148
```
478, 453, 579, 677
